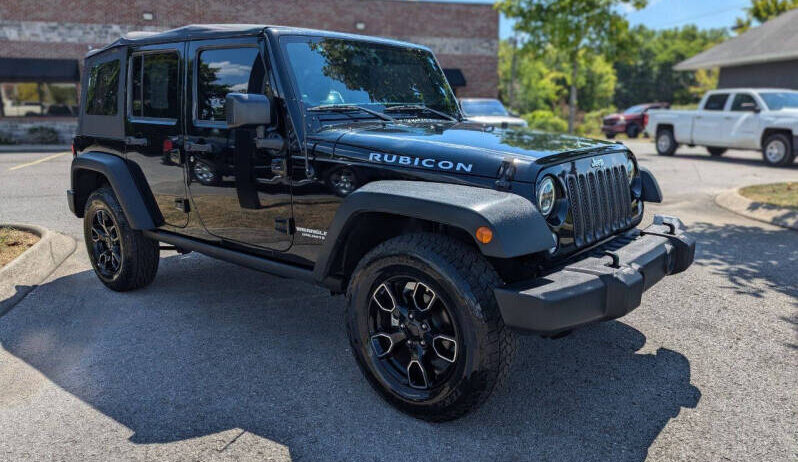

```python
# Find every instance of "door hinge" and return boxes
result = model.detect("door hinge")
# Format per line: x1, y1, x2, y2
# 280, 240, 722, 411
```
275, 217, 295, 235
175, 198, 190, 213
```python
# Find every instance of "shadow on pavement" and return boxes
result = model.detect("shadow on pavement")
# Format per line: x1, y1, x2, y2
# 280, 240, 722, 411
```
689, 221, 798, 301
673, 152, 798, 169
0, 255, 701, 461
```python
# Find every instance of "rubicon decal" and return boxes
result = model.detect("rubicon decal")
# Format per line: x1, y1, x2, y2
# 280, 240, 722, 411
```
369, 153, 473, 172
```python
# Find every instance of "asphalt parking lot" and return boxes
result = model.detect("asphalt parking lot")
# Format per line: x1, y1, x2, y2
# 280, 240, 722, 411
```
0, 141, 796, 461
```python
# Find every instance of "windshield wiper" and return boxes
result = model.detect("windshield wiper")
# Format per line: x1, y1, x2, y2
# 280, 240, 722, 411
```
383, 104, 459, 122
307, 104, 395, 122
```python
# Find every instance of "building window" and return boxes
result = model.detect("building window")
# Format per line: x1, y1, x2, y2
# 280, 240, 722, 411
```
196, 47, 262, 122
86, 60, 120, 116
0, 82, 78, 117
130, 52, 179, 120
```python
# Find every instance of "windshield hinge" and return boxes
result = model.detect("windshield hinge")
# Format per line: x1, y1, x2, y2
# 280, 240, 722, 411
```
495, 159, 517, 191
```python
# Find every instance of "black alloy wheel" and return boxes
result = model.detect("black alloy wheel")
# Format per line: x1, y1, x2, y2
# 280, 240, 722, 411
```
368, 276, 459, 393
347, 233, 516, 421
90, 209, 122, 278
83, 188, 159, 291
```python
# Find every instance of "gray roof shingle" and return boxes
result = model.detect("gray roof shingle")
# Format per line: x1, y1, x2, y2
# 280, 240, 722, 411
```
674, 9, 798, 71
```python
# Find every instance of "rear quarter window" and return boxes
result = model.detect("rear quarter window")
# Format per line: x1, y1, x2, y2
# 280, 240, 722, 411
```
85, 60, 120, 116
703, 94, 729, 111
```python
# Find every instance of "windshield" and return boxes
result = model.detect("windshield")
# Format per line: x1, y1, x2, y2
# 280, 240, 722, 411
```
281, 37, 460, 119
623, 105, 646, 114
460, 99, 509, 116
759, 91, 798, 111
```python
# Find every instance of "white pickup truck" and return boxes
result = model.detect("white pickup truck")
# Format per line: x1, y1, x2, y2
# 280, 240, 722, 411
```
646, 88, 798, 166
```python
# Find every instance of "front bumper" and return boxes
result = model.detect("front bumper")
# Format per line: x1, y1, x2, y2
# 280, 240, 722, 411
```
494, 215, 695, 335
602, 123, 626, 134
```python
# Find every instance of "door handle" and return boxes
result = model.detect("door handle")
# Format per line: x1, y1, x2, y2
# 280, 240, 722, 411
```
125, 136, 148, 146
185, 142, 213, 153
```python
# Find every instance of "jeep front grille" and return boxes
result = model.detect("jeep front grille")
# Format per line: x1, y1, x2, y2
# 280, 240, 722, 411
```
567, 165, 633, 248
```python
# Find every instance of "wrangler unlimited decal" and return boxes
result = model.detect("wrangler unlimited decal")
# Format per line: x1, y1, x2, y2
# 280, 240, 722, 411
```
368, 152, 473, 172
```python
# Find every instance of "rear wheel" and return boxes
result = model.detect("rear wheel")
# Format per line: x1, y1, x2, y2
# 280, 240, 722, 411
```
762, 133, 795, 167
707, 147, 727, 157
346, 233, 516, 422
656, 128, 677, 156
626, 124, 641, 138
83, 188, 159, 291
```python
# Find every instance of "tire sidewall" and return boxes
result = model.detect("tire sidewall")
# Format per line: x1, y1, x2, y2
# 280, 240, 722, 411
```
656, 129, 676, 156
347, 247, 493, 414
762, 134, 793, 166
83, 188, 146, 289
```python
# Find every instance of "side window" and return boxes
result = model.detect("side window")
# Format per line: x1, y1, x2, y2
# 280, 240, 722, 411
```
129, 52, 179, 119
730, 94, 758, 112
704, 93, 729, 111
85, 60, 120, 116
196, 47, 264, 122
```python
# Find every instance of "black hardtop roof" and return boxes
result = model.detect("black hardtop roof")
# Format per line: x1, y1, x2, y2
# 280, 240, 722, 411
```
88, 24, 429, 57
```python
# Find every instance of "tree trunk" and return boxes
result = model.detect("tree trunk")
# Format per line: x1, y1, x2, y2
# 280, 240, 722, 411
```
568, 58, 578, 134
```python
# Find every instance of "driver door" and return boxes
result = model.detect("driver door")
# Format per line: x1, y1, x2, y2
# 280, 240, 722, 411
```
185, 38, 292, 251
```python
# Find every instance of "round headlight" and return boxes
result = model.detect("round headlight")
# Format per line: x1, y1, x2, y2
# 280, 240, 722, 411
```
537, 176, 556, 216
626, 157, 635, 184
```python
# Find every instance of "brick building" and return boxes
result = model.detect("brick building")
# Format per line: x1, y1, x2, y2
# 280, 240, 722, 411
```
0, 0, 498, 143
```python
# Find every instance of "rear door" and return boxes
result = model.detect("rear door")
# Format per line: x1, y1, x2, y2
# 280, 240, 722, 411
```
184, 37, 292, 251
123, 42, 188, 228
692, 92, 730, 146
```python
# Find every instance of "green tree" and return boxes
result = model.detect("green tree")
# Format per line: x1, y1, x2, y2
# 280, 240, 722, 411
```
613, 25, 728, 108
735, 0, 798, 32
496, 0, 646, 133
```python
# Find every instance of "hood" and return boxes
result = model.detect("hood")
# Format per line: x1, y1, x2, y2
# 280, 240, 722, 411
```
313, 121, 627, 182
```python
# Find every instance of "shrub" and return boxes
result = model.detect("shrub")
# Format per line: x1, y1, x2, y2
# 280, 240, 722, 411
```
25, 126, 60, 144
522, 110, 568, 133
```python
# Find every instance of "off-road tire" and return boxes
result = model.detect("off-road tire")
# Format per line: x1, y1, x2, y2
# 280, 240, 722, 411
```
83, 187, 159, 291
346, 233, 517, 422
656, 128, 677, 156
707, 147, 726, 157
605, 132, 616, 139
762, 133, 795, 167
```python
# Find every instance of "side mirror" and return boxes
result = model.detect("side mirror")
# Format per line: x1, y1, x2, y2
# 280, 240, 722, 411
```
225, 93, 271, 128
740, 102, 761, 113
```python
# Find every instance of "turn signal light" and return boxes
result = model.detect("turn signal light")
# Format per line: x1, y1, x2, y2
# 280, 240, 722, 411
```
162, 139, 174, 153
475, 226, 493, 244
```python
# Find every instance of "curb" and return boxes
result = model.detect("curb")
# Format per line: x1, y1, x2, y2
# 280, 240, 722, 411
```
715, 189, 798, 231
0, 224, 76, 317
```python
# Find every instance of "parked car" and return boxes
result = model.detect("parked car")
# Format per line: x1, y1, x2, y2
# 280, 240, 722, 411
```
459, 98, 527, 128
646, 88, 798, 167
602, 103, 669, 139
67, 25, 695, 422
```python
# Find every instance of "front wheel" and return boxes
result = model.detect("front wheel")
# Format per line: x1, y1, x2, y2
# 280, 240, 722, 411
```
656, 128, 677, 156
346, 233, 516, 421
762, 133, 795, 167
83, 188, 159, 291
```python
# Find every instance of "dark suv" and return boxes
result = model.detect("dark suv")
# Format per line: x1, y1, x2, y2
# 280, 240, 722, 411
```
67, 25, 695, 421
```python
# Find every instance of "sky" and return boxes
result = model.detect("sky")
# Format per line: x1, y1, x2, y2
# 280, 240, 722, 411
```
420, 0, 750, 38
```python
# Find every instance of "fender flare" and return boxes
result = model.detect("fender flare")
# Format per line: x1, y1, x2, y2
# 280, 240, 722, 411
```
312, 180, 556, 282
70, 151, 163, 229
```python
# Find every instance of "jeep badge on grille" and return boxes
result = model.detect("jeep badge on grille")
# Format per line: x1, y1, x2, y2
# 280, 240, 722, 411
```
591, 158, 604, 168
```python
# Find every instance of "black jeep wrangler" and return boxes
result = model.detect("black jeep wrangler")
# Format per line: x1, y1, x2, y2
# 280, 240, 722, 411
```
67, 25, 695, 421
